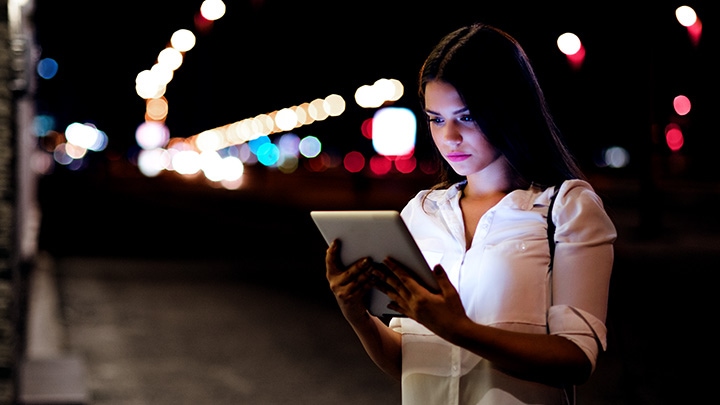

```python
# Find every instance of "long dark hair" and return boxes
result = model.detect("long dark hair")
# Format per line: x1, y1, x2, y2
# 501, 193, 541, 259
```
418, 23, 585, 191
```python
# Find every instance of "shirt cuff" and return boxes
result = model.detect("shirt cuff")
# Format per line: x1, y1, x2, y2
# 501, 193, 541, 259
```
548, 304, 608, 372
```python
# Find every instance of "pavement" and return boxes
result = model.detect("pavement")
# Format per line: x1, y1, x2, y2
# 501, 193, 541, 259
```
18, 168, 720, 404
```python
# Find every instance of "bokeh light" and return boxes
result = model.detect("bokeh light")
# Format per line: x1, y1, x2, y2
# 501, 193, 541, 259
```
355, 78, 404, 108
343, 151, 365, 173
298, 136, 321, 158
675, 5, 697, 27
135, 121, 170, 150
603, 146, 630, 169
200, 0, 226, 21
170, 29, 196, 52
371, 107, 417, 156
675, 5, 702, 46
37, 58, 58, 79
665, 123, 684, 152
673, 95, 691, 116
34, 1, 708, 198
557, 32, 585, 70
369, 155, 392, 175
394, 155, 417, 174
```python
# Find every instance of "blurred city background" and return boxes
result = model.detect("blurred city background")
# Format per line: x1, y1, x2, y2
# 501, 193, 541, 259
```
3, 0, 718, 404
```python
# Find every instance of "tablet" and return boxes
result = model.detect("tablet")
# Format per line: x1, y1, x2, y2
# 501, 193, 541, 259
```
310, 210, 439, 317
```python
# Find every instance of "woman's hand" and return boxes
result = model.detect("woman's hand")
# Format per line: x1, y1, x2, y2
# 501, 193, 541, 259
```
373, 258, 471, 339
375, 257, 593, 385
325, 239, 376, 322
325, 240, 404, 379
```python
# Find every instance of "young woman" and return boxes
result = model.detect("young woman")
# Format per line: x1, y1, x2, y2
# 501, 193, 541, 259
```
324, 23, 616, 405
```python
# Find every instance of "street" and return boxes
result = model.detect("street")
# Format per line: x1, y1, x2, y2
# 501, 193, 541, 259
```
25, 166, 720, 404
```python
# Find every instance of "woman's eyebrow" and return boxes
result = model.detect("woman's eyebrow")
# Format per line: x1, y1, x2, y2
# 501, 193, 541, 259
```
424, 107, 470, 115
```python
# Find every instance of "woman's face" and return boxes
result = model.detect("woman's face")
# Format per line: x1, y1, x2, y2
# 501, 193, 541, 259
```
423, 80, 502, 177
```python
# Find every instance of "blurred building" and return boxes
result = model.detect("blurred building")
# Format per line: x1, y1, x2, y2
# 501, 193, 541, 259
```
3, 0, 48, 403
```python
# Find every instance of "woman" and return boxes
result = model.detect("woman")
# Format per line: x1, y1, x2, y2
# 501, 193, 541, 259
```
325, 23, 616, 405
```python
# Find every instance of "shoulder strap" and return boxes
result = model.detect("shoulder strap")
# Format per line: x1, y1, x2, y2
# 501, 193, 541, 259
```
547, 185, 560, 268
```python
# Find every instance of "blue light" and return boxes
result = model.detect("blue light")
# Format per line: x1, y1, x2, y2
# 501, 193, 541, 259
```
256, 143, 280, 166
37, 58, 59, 79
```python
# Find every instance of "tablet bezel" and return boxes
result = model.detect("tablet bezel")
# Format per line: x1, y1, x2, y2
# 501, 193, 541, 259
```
311, 210, 438, 317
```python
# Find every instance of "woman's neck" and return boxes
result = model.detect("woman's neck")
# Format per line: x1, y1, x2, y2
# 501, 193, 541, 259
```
462, 157, 515, 199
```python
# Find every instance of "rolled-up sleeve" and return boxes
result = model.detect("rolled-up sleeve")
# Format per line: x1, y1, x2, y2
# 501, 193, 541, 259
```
548, 180, 617, 371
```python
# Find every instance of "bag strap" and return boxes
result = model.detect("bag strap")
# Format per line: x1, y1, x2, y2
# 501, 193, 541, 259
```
547, 185, 560, 268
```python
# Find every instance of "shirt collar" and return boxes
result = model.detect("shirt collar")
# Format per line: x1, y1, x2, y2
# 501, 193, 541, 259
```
425, 181, 547, 211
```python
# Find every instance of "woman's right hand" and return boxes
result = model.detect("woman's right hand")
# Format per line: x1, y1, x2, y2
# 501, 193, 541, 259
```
325, 239, 376, 322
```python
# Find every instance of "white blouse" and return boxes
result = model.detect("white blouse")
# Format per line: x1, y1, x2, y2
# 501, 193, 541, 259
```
389, 179, 617, 405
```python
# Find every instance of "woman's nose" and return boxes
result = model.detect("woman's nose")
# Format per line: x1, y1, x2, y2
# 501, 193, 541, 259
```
441, 124, 462, 145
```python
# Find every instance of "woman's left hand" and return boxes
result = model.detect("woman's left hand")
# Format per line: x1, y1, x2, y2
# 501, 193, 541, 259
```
373, 258, 470, 338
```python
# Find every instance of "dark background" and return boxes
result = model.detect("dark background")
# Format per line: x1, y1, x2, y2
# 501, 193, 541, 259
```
30, 0, 718, 181
24, 2, 719, 403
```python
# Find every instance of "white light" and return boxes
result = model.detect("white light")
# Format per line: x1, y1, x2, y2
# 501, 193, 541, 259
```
195, 129, 224, 152
137, 148, 170, 177
557, 32, 582, 55
172, 150, 201, 175
371, 107, 417, 156
675, 6, 697, 27
201, 0, 226, 21
135, 121, 170, 150
65, 122, 99, 149
604, 146, 630, 168
135, 69, 166, 99
171, 29, 196, 52
324, 94, 346, 117
157, 48, 183, 71
299, 136, 321, 158
355, 78, 405, 108
275, 108, 298, 131
200, 151, 225, 181
221, 156, 244, 181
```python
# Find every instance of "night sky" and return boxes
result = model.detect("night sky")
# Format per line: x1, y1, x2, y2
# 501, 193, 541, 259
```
30, 0, 717, 179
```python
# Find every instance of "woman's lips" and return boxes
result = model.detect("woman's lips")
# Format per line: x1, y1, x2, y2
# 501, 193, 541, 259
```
446, 153, 471, 162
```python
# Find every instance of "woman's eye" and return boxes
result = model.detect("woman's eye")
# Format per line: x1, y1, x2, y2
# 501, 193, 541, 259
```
427, 117, 443, 124
459, 115, 474, 122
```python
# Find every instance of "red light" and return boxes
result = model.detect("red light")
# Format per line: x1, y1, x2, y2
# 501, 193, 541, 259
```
566, 45, 585, 70
394, 155, 416, 173
343, 151, 365, 173
665, 125, 684, 151
673, 95, 691, 116
194, 12, 214, 34
369, 155, 392, 175
687, 20, 702, 47
361, 118, 373, 139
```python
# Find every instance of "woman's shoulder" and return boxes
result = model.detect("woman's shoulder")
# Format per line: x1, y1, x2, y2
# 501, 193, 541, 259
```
552, 179, 616, 236
556, 179, 604, 205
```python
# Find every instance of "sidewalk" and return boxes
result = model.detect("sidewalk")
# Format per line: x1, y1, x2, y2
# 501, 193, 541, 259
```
19, 251, 89, 404
21, 254, 402, 405
20, 171, 720, 404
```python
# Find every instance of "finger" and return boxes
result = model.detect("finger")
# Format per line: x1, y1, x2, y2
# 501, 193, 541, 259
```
432, 264, 452, 291
377, 259, 415, 302
327, 240, 367, 278
381, 257, 419, 291
325, 239, 345, 274
386, 300, 405, 316
369, 268, 396, 296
